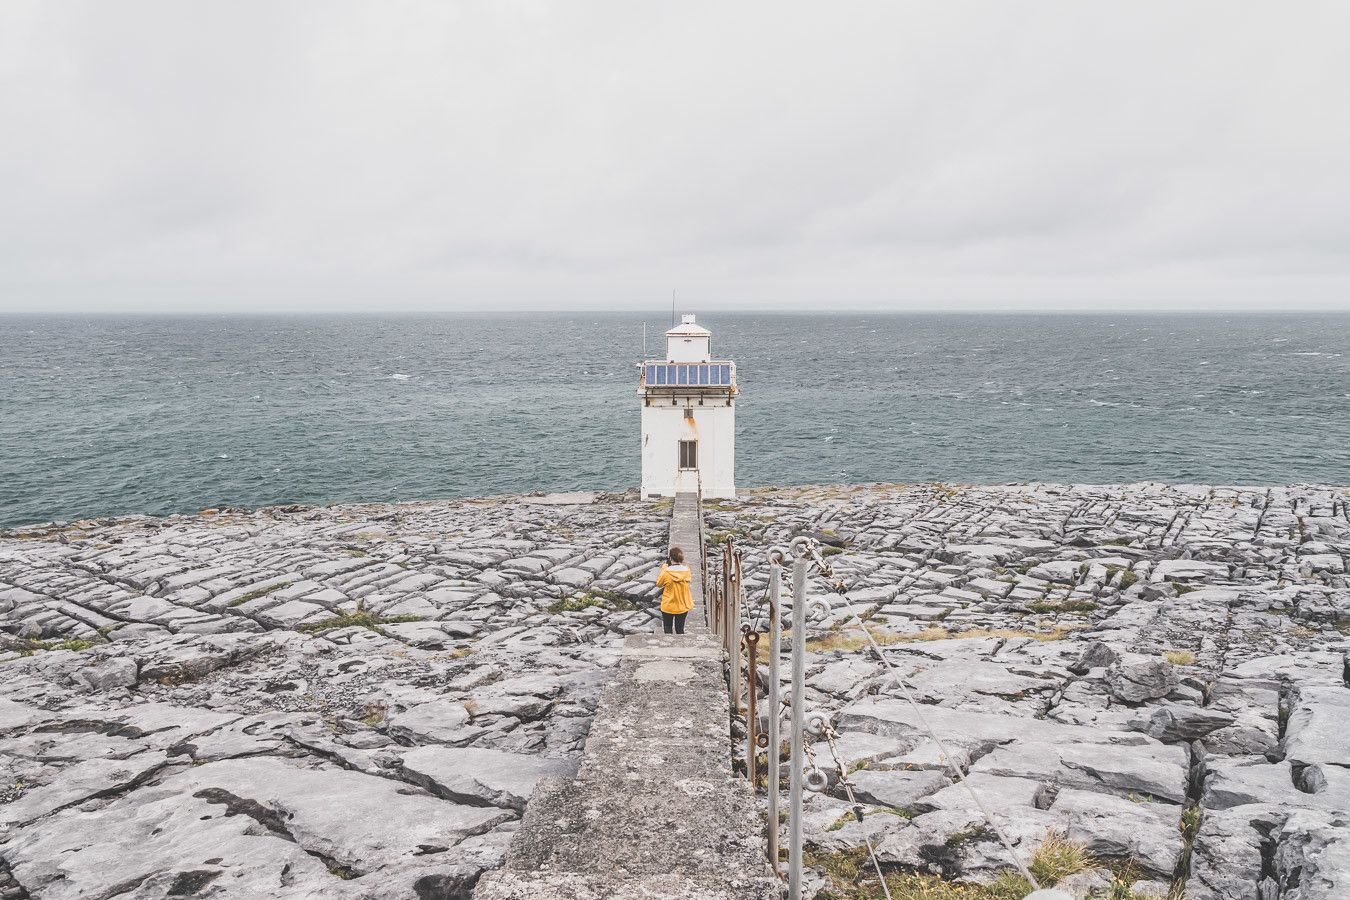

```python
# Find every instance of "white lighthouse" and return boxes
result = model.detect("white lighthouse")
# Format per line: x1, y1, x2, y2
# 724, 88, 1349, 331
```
639, 314, 737, 499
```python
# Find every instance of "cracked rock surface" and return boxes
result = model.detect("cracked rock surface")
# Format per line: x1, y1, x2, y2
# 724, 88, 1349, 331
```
4, 483, 1350, 898
707, 483, 1350, 899
0, 492, 665, 898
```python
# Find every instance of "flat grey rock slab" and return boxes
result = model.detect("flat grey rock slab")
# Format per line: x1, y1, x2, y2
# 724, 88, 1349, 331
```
400, 746, 578, 811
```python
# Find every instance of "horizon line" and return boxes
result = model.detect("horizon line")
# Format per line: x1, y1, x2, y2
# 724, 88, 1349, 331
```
2, 307, 1349, 318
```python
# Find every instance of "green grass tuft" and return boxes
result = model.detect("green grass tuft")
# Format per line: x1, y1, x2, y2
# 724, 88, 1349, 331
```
1027, 831, 1092, 884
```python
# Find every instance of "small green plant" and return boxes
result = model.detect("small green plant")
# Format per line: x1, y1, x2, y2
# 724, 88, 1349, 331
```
1163, 650, 1195, 665
1118, 570, 1139, 589
1170, 582, 1197, 595
1170, 805, 1203, 900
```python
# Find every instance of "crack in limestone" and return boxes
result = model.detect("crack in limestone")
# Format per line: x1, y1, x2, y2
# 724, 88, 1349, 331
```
0, 856, 33, 900
191, 787, 365, 880
10, 759, 186, 829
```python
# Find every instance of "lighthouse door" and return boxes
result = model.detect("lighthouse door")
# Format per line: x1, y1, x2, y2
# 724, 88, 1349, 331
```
678, 440, 698, 470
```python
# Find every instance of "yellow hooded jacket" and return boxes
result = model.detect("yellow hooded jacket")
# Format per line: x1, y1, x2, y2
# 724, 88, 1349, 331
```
657, 563, 694, 615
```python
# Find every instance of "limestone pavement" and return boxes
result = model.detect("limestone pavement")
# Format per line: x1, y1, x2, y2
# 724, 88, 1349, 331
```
1, 482, 1348, 898
707, 482, 1350, 899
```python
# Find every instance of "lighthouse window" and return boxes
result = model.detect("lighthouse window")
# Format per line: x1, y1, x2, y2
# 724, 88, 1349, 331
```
719, 364, 730, 385
679, 440, 698, 470
698, 365, 709, 385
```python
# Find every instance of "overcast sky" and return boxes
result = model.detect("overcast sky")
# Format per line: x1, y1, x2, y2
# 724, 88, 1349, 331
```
2, 1, 1349, 314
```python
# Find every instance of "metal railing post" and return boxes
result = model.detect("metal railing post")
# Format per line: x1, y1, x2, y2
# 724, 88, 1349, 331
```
788, 554, 808, 899
767, 557, 782, 874
743, 626, 759, 787
727, 543, 741, 713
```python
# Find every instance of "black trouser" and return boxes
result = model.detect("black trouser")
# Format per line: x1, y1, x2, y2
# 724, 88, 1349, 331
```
662, 611, 688, 634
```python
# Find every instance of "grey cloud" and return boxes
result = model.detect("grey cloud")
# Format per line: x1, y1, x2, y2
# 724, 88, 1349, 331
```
1, 0, 1348, 313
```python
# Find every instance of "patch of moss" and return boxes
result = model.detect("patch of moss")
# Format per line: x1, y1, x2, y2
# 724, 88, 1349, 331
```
228, 581, 291, 607
945, 824, 989, 847
297, 612, 423, 633
548, 590, 636, 615
1163, 650, 1195, 665
52, 638, 95, 652
1026, 599, 1098, 615
9, 636, 97, 657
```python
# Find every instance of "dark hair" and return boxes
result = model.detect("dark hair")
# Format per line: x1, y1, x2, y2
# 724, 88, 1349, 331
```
668, 546, 684, 564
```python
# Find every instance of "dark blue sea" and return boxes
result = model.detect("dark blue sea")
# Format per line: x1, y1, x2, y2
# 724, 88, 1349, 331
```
2, 313, 1347, 527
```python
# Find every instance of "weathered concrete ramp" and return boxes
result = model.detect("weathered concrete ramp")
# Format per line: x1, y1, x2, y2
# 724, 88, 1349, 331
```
475, 494, 778, 899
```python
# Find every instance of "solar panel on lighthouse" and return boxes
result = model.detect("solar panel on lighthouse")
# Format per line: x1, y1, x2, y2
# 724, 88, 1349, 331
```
644, 364, 731, 386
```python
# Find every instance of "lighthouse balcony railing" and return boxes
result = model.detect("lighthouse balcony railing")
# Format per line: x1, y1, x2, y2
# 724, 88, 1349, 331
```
639, 361, 737, 389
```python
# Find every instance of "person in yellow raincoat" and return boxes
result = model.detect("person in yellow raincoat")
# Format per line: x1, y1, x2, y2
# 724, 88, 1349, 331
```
656, 546, 694, 634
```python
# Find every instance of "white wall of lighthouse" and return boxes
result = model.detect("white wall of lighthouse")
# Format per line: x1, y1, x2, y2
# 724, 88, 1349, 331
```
639, 315, 737, 499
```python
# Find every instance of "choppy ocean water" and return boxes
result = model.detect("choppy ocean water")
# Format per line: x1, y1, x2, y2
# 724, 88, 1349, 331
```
1, 313, 1347, 527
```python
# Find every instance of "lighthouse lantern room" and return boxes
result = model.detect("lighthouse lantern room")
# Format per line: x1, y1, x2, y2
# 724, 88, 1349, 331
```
639, 315, 737, 499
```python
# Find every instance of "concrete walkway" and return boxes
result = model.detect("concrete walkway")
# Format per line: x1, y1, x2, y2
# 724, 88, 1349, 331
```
474, 495, 777, 899
666, 491, 707, 633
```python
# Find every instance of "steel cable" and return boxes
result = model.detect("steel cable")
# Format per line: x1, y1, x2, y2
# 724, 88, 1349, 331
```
842, 612, 1042, 890
818, 724, 893, 900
